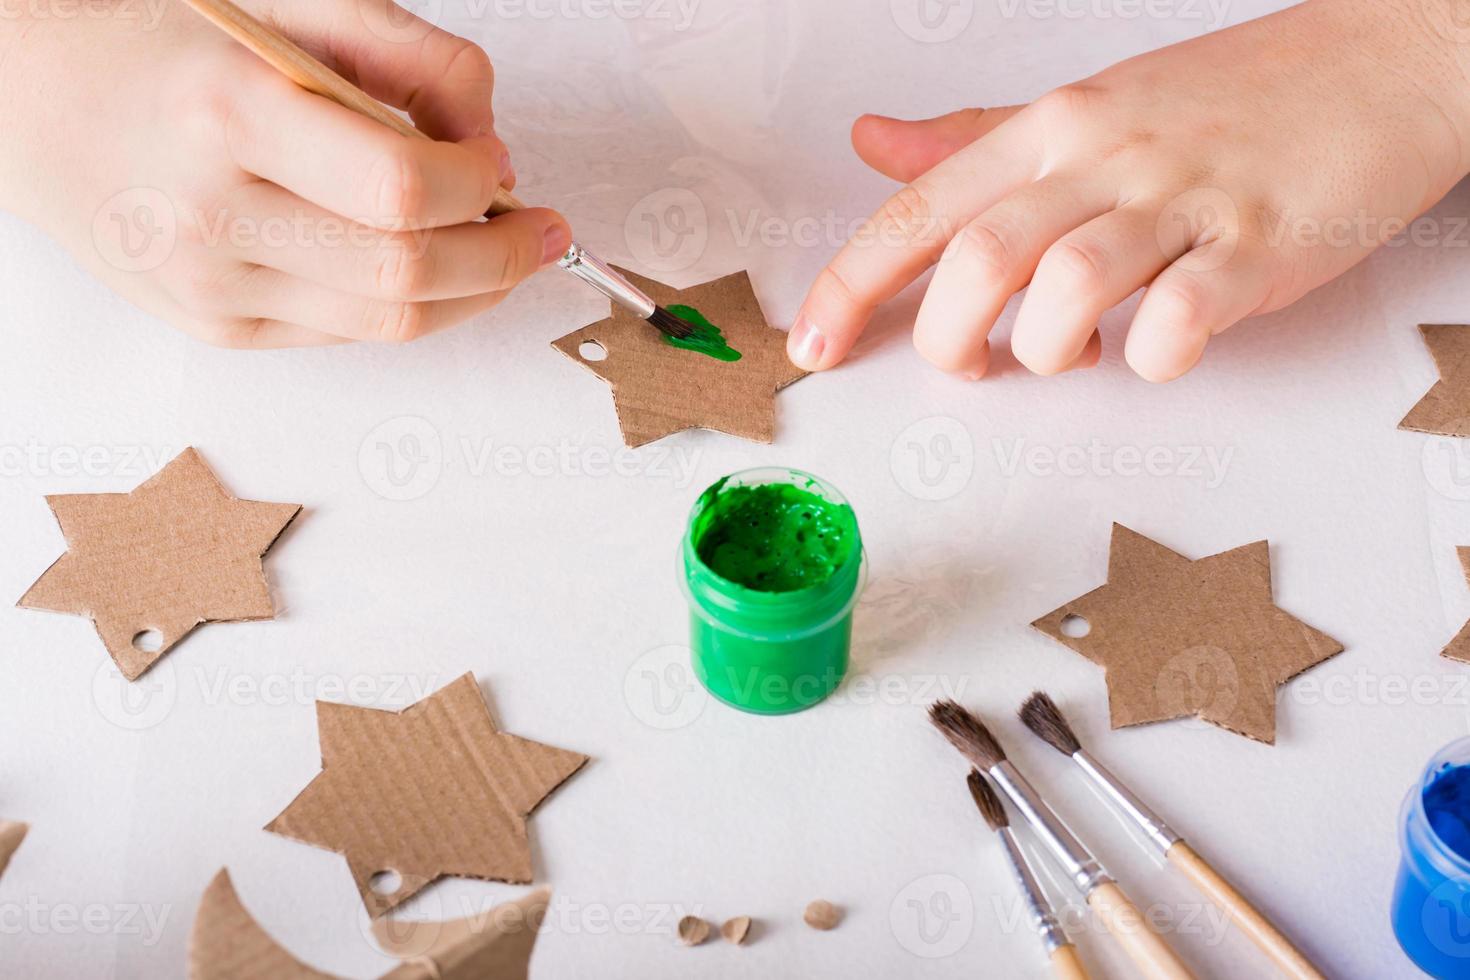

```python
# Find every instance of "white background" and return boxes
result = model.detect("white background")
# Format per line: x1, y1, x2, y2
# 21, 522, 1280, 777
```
1, 0, 1466, 977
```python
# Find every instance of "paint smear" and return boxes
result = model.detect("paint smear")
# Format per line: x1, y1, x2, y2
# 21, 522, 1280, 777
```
664, 304, 742, 362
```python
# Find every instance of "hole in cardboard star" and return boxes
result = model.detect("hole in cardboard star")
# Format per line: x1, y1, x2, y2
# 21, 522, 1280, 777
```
578, 340, 608, 362
1059, 615, 1091, 639
369, 870, 402, 895
131, 629, 163, 653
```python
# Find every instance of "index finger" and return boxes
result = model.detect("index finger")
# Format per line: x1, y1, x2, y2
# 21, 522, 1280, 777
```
788, 117, 1042, 371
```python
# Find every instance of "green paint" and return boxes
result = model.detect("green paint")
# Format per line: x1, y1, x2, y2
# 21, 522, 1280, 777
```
663, 304, 742, 362
681, 470, 863, 716
692, 482, 856, 593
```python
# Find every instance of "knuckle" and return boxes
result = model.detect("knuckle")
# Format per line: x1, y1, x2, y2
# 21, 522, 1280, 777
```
948, 221, 1016, 277
443, 38, 494, 87
367, 149, 427, 224
1033, 83, 1101, 127
1044, 239, 1110, 293
875, 184, 941, 244
813, 263, 865, 312
374, 301, 429, 344
375, 238, 436, 300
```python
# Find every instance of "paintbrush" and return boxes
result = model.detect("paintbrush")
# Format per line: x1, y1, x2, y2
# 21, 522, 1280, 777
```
176, 0, 695, 342
968, 768, 1091, 980
929, 700, 1196, 980
1019, 692, 1325, 980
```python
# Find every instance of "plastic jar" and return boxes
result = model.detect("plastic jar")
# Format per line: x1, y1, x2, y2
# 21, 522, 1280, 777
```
680, 468, 864, 715
1392, 735, 1470, 977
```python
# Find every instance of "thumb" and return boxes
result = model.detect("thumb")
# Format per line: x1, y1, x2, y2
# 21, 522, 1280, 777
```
270, 0, 500, 143
852, 106, 1025, 183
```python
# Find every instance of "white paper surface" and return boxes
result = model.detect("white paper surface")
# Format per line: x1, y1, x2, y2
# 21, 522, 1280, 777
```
0, 1, 1462, 977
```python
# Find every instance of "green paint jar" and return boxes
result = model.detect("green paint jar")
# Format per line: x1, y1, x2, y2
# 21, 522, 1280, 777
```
680, 468, 864, 715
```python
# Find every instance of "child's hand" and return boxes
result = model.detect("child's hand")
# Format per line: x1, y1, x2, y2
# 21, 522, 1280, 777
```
789, 0, 1470, 381
0, 0, 570, 348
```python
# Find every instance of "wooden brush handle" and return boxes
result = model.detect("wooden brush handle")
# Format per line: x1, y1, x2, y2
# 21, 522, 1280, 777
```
1049, 943, 1091, 980
1087, 881, 1196, 980
1167, 842, 1325, 980
177, 0, 523, 216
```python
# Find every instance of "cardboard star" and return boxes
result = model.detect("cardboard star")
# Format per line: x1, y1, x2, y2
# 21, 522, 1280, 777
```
18, 448, 300, 681
267, 673, 587, 918
1032, 524, 1342, 743
1401, 324, 1470, 436
1441, 547, 1470, 664
551, 268, 807, 447
189, 869, 550, 980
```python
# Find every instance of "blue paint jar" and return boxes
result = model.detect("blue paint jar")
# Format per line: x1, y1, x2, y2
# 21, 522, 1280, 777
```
1393, 736, 1470, 977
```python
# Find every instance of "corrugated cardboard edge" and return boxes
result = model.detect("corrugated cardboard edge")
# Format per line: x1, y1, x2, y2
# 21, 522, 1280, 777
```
1031, 523, 1343, 744
375, 887, 551, 980
16, 446, 302, 681
1400, 324, 1470, 437
1444, 547, 1470, 664
188, 869, 339, 980
551, 267, 807, 448
0, 821, 27, 881
266, 673, 588, 918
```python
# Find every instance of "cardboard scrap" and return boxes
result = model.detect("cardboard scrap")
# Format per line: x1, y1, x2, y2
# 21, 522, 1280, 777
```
551, 268, 808, 448
0, 821, 27, 881
189, 868, 549, 980
17, 447, 300, 681
1401, 324, 1470, 436
1442, 547, 1470, 664
267, 673, 587, 918
1032, 524, 1342, 743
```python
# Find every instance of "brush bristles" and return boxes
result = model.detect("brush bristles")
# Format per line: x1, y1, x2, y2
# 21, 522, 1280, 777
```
647, 305, 695, 340
967, 769, 1007, 831
1019, 692, 1082, 756
928, 700, 1006, 770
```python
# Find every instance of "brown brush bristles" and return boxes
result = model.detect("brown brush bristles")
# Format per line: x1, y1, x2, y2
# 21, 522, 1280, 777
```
967, 769, 1007, 832
648, 305, 695, 339
1018, 692, 1082, 756
928, 700, 1006, 769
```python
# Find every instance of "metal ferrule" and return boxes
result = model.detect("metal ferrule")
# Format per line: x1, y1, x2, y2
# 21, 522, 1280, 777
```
1073, 750, 1181, 854
557, 243, 656, 319
998, 826, 1069, 954
990, 760, 1112, 895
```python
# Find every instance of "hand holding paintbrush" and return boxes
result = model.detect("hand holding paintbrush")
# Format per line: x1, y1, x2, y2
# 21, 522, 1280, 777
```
930, 700, 1197, 980
1019, 693, 1325, 980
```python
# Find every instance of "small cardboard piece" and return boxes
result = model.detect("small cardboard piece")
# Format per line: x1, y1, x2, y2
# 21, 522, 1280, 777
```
1442, 547, 1470, 664
551, 268, 808, 448
17, 447, 300, 680
267, 673, 587, 918
0, 821, 27, 881
188, 869, 549, 980
1400, 324, 1470, 436
1032, 524, 1343, 743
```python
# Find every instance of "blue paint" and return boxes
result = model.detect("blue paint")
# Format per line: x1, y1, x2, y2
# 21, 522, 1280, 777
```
1393, 738, 1470, 977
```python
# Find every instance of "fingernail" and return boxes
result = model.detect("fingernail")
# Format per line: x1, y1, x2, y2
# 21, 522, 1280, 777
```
542, 225, 572, 265
788, 315, 825, 368
499, 150, 515, 188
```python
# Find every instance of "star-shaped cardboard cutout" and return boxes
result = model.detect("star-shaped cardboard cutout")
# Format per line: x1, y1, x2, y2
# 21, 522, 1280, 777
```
18, 448, 300, 681
1441, 547, 1470, 664
267, 673, 587, 918
1401, 324, 1470, 436
1032, 524, 1342, 744
188, 868, 549, 980
551, 268, 807, 448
